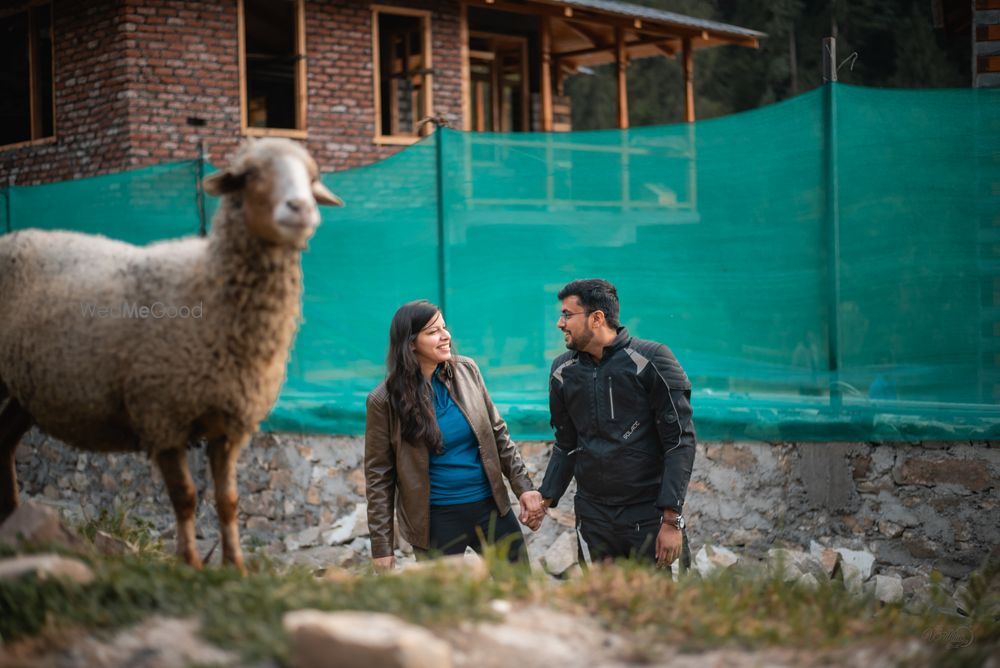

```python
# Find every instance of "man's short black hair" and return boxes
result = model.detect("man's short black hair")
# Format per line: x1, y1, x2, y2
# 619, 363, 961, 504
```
558, 279, 620, 328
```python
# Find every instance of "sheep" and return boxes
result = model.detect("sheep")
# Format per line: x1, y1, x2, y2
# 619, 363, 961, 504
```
0, 138, 342, 572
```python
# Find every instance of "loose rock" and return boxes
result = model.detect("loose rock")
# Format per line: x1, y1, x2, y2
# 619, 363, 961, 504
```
0, 501, 84, 550
0, 554, 94, 584
284, 610, 452, 668
542, 531, 578, 576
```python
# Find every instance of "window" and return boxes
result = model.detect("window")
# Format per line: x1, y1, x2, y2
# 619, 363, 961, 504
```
372, 6, 432, 143
0, 2, 54, 147
238, 0, 306, 136
469, 33, 528, 133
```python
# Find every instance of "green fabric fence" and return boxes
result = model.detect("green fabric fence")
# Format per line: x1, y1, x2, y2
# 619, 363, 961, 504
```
3, 83, 998, 441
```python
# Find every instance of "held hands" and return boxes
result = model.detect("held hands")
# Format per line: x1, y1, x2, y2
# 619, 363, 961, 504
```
518, 491, 549, 531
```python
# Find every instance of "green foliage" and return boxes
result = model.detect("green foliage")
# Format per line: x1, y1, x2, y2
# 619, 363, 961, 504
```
74, 502, 163, 558
567, 0, 971, 129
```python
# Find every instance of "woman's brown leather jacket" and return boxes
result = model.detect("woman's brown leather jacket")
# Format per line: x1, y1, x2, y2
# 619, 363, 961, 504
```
364, 355, 534, 558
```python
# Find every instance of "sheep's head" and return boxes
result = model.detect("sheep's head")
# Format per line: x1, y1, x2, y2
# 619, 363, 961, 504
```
204, 138, 343, 249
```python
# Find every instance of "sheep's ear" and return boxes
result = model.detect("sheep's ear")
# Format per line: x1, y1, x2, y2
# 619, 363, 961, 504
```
313, 180, 344, 207
203, 170, 245, 197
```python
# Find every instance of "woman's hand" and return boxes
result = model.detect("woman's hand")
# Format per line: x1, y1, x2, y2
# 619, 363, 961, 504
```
518, 490, 546, 531
373, 555, 396, 573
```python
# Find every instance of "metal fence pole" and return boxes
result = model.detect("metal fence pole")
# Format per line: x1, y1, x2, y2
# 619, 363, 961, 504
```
196, 140, 207, 237
3, 176, 13, 234
822, 37, 842, 411
421, 116, 451, 315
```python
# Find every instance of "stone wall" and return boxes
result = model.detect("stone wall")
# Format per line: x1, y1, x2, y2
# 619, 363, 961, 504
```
12, 430, 998, 580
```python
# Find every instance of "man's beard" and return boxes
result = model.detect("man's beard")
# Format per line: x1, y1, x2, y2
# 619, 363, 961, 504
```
564, 325, 594, 351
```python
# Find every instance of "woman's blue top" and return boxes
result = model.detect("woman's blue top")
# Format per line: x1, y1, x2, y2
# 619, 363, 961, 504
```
428, 373, 493, 505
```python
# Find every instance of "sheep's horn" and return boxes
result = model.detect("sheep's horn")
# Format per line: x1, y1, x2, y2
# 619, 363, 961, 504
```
313, 180, 344, 207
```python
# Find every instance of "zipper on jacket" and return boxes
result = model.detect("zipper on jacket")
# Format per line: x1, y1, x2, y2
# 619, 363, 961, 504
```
608, 377, 615, 420
592, 370, 598, 429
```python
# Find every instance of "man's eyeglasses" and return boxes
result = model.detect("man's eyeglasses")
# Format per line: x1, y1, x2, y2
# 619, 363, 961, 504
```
559, 310, 590, 322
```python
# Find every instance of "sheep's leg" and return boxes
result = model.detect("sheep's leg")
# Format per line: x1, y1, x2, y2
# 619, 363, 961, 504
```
208, 437, 246, 574
155, 447, 203, 569
0, 398, 32, 523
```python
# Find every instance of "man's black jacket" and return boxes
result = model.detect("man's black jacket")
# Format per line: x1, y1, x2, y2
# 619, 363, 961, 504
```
538, 327, 696, 512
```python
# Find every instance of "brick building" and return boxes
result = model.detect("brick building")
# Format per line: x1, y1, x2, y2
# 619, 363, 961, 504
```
0, 0, 762, 185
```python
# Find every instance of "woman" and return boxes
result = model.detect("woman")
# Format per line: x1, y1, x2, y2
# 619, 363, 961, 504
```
365, 300, 542, 571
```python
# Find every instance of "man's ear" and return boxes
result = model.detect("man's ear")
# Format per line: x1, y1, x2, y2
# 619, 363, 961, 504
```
203, 169, 246, 196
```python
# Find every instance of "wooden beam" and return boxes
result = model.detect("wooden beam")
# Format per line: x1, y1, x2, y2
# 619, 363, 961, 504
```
561, 19, 608, 48
27, 6, 39, 139
655, 41, 678, 57
682, 36, 694, 122
295, 0, 307, 132
461, 2, 471, 131
541, 15, 553, 131
238, 0, 248, 133
556, 35, 675, 60
616, 27, 628, 129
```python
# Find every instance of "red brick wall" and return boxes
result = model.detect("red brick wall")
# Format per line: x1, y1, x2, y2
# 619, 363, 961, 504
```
0, 0, 133, 184
0, 0, 464, 185
123, 0, 242, 169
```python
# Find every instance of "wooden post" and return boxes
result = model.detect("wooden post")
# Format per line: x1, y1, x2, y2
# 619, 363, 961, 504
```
822, 36, 837, 82
682, 37, 694, 122
616, 27, 628, 129
541, 16, 553, 131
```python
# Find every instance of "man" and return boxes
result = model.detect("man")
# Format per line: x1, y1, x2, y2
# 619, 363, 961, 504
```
521, 279, 695, 569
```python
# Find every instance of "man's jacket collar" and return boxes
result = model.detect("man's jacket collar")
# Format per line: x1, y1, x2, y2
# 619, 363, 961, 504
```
574, 326, 631, 364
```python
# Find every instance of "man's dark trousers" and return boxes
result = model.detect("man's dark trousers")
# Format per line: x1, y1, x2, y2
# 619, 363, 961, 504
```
574, 495, 691, 570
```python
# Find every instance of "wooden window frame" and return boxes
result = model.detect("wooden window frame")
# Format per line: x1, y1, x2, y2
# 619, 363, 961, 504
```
0, 0, 56, 151
371, 5, 433, 146
238, 0, 308, 139
468, 31, 529, 133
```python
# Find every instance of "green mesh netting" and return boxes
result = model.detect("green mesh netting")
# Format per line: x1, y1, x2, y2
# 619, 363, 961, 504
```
3, 83, 998, 441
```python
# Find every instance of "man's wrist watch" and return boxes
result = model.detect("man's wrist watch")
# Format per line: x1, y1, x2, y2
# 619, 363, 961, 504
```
662, 514, 685, 530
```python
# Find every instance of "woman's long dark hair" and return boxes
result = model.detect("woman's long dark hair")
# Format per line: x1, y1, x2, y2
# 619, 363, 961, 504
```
385, 300, 451, 453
